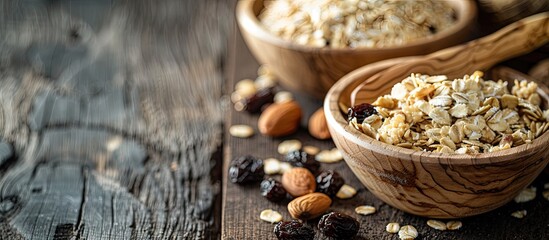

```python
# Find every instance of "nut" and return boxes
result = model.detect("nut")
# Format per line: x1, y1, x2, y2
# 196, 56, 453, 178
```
355, 205, 376, 215
288, 193, 332, 220
282, 167, 316, 197
258, 101, 302, 137
308, 108, 331, 140
260, 209, 283, 223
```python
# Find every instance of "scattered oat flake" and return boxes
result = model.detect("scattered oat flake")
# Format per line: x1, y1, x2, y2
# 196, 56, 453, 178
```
514, 187, 537, 203
446, 221, 462, 230
386, 222, 400, 233
543, 190, 549, 201
279, 162, 293, 174
398, 225, 418, 240
511, 210, 527, 219
274, 91, 293, 103
229, 125, 254, 138
260, 209, 283, 223
426, 220, 446, 231
277, 140, 302, 155
315, 148, 343, 163
264, 158, 281, 175
336, 184, 357, 199
355, 205, 376, 215
303, 145, 320, 155
544, 183, 549, 189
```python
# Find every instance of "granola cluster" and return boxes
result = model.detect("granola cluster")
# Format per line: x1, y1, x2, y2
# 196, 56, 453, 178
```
350, 71, 549, 153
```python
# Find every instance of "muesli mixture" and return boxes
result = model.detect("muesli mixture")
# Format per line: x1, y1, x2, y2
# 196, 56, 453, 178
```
349, 71, 549, 153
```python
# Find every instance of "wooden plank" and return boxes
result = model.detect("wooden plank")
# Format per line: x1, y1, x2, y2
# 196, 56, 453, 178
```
0, 0, 231, 239
222, 20, 549, 240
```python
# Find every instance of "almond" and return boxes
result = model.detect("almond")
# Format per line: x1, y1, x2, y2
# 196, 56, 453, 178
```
258, 101, 302, 137
281, 167, 316, 197
288, 192, 331, 220
308, 107, 331, 140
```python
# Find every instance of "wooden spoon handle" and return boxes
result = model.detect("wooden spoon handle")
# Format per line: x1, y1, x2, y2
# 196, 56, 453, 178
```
351, 12, 549, 106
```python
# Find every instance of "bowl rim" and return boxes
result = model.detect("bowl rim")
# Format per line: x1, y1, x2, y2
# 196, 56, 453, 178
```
324, 57, 549, 166
236, 0, 478, 54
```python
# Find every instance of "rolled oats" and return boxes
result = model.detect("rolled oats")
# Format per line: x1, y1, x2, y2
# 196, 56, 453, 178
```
260, 209, 283, 223
514, 186, 537, 203
259, 0, 456, 49
426, 220, 447, 231
446, 221, 462, 230
336, 184, 357, 199
511, 210, 527, 219
398, 225, 418, 240
277, 139, 302, 155
355, 205, 376, 215
264, 158, 282, 175
229, 125, 255, 138
386, 222, 400, 234
350, 72, 549, 153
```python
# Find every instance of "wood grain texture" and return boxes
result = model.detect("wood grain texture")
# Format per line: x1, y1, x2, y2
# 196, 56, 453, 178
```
0, 0, 231, 239
352, 12, 549, 105
224, 15, 549, 239
236, 0, 477, 99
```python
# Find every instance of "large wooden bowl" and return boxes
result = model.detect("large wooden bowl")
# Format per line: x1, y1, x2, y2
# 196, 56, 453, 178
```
236, 0, 477, 99
324, 13, 549, 218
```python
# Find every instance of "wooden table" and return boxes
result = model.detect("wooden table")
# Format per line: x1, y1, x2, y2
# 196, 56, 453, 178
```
1, 1, 548, 240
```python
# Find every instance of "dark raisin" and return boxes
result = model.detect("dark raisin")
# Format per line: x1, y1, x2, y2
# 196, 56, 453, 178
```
318, 212, 359, 239
274, 220, 314, 240
242, 88, 275, 113
260, 178, 287, 202
348, 103, 377, 123
229, 155, 264, 184
316, 170, 345, 198
285, 150, 320, 174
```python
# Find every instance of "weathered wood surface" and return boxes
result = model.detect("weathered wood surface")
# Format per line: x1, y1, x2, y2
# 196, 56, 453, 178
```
222, 20, 549, 240
0, 0, 231, 239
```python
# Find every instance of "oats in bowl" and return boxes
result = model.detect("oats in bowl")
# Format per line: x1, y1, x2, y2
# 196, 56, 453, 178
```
348, 71, 549, 153
259, 0, 457, 48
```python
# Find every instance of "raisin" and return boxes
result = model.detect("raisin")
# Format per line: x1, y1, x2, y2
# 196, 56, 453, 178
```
316, 170, 345, 198
274, 220, 314, 240
318, 212, 360, 239
348, 103, 377, 123
242, 88, 275, 113
229, 155, 264, 184
285, 150, 320, 174
260, 178, 287, 202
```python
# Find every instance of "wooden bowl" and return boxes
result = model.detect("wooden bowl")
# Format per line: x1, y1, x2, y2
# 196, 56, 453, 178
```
324, 13, 549, 218
236, 0, 477, 99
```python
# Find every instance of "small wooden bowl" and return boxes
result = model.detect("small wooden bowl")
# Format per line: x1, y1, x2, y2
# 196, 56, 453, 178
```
236, 0, 477, 99
324, 13, 549, 218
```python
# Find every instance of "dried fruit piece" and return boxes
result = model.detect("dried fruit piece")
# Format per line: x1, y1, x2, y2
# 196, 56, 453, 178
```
285, 150, 320, 174
398, 225, 418, 240
355, 205, 376, 215
336, 184, 357, 199
318, 212, 360, 239
238, 88, 275, 113
229, 155, 264, 184
288, 193, 332, 220
315, 148, 343, 163
282, 167, 316, 197
426, 220, 447, 231
274, 220, 314, 240
229, 124, 254, 138
278, 140, 302, 155
260, 209, 283, 223
308, 108, 331, 140
258, 101, 302, 137
386, 222, 400, 233
514, 186, 536, 203
316, 170, 345, 197
348, 103, 377, 123
446, 221, 462, 230
511, 210, 527, 219
264, 158, 281, 175
261, 178, 287, 202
